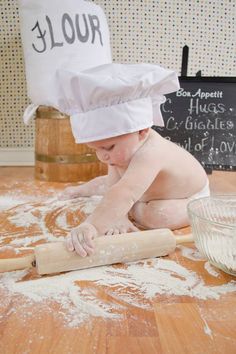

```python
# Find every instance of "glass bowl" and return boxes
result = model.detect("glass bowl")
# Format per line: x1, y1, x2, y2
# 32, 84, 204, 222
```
187, 195, 236, 276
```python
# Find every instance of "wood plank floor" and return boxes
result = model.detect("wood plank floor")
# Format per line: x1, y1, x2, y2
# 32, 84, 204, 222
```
0, 167, 236, 354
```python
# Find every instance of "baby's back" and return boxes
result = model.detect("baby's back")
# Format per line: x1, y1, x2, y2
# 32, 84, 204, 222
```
139, 129, 208, 201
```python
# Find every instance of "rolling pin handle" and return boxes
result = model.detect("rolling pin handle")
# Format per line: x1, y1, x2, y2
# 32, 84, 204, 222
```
175, 233, 194, 244
0, 253, 35, 273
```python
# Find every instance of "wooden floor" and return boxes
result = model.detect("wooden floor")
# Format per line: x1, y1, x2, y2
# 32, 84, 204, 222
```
0, 167, 236, 354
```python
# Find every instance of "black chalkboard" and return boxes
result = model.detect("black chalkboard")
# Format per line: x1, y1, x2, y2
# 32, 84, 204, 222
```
154, 77, 236, 171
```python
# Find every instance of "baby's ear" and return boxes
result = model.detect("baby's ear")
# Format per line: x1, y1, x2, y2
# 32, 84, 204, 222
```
139, 128, 149, 140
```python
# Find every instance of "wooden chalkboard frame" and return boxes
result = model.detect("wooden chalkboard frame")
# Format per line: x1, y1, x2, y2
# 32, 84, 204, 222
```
179, 76, 236, 83
154, 75, 236, 173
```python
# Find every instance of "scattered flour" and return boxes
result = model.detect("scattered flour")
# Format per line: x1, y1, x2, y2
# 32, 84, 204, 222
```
204, 262, 220, 277
56, 213, 68, 229
0, 258, 235, 328
0, 245, 20, 254
9, 211, 39, 228
198, 305, 213, 339
178, 245, 206, 261
0, 195, 28, 211
9, 236, 46, 247
1, 192, 236, 329
203, 323, 213, 339
0, 194, 101, 249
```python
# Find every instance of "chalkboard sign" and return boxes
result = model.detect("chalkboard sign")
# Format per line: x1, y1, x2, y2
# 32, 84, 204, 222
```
154, 77, 236, 171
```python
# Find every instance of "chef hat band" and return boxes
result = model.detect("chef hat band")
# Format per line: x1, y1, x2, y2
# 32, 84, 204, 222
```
56, 63, 180, 143
70, 97, 154, 143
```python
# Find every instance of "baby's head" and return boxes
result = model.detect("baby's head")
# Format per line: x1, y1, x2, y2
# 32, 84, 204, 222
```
56, 63, 180, 158
87, 128, 149, 167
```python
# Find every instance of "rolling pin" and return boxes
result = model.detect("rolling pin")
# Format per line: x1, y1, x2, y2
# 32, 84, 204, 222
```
0, 229, 193, 275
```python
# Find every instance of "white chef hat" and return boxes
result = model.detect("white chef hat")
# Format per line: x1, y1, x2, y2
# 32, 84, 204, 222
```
56, 63, 180, 143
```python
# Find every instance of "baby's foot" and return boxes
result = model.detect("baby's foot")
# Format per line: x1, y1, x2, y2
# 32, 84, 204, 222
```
58, 185, 83, 201
105, 218, 139, 235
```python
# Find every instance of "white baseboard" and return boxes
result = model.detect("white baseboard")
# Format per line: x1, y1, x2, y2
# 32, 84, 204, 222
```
0, 148, 35, 166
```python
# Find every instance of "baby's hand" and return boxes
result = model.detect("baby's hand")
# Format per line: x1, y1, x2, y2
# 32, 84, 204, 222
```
105, 217, 139, 235
58, 185, 82, 201
66, 223, 98, 257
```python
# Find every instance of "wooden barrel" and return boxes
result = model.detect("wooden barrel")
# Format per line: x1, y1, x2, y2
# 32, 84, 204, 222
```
35, 106, 107, 182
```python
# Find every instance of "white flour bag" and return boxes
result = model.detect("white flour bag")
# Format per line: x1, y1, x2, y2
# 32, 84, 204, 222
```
18, 0, 112, 123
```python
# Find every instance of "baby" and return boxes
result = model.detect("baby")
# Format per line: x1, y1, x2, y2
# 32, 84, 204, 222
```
56, 63, 209, 257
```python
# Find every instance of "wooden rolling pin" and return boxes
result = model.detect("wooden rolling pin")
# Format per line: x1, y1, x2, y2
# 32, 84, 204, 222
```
0, 229, 193, 275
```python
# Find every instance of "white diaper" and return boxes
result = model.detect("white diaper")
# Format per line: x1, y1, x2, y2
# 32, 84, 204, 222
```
189, 179, 210, 201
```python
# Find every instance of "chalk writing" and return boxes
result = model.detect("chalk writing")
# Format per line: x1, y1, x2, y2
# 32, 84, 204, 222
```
165, 115, 233, 131
188, 99, 226, 115
155, 79, 236, 170
177, 88, 223, 99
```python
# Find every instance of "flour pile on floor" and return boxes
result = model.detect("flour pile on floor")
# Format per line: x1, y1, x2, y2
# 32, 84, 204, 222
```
0, 193, 102, 247
0, 259, 236, 328
0, 195, 33, 211
0, 192, 236, 328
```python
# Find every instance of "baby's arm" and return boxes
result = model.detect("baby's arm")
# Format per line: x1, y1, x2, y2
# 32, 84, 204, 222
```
58, 166, 120, 200
66, 141, 161, 256
88, 148, 160, 235
85, 167, 138, 234
58, 176, 107, 200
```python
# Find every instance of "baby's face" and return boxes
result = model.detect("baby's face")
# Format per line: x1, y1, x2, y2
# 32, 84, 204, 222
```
87, 132, 142, 167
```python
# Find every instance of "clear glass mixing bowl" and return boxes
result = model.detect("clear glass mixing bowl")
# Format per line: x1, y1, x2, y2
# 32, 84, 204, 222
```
187, 195, 236, 276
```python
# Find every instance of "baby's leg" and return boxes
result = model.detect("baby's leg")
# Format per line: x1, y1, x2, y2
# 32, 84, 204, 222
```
130, 199, 190, 230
